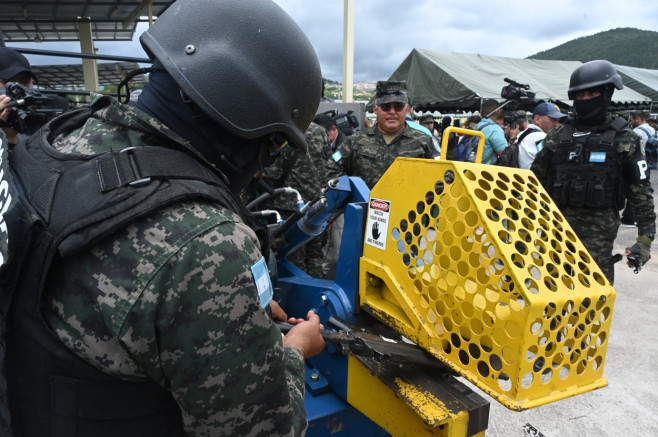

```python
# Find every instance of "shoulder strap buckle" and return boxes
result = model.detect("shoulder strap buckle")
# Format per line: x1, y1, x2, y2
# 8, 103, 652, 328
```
120, 147, 152, 187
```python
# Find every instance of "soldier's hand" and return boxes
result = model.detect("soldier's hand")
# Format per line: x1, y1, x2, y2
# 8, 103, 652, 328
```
269, 300, 288, 321
625, 235, 652, 271
282, 310, 325, 359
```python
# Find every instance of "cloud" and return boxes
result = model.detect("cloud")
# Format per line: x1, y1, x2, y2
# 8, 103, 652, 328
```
11, 0, 658, 85
275, 0, 658, 82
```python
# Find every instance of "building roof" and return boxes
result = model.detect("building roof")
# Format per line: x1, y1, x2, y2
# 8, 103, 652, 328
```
1, 0, 175, 42
32, 62, 147, 89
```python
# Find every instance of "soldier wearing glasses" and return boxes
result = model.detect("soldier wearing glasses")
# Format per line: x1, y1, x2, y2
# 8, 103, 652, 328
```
326, 80, 435, 189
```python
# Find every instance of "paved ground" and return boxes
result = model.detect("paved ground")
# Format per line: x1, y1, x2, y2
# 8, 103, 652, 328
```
472, 172, 658, 437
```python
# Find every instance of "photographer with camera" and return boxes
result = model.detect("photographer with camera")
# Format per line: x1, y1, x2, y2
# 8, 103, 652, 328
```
314, 111, 347, 152
474, 98, 509, 164
502, 113, 521, 144
0, 47, 37, 145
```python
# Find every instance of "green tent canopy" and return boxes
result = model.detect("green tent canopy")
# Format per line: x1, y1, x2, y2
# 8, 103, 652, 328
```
614, 64, 658, 104
387, 49, 652, 112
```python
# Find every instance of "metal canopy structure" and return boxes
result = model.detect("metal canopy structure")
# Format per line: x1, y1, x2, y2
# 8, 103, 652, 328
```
1, 1, 174, 92
32, 62, 147, 89
1, 0, 175, 43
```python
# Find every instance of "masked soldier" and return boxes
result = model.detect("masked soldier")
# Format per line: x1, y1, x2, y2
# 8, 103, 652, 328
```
531, 60, 655, 283
3, 1, 325, 435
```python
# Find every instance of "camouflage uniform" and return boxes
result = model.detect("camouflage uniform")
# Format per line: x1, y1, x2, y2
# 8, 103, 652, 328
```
531, 116, 656, 283
40, 95, 308, 436
261, 123, 331, 277
325, 123, 434, 189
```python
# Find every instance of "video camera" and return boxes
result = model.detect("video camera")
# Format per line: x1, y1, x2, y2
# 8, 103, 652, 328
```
500, 78, 536, 103
324, 109, 360, 136
0, 82, 60, 135
498, 78, 537, 128
503, 113, 519, 130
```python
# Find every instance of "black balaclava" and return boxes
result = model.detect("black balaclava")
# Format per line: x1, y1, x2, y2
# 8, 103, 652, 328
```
135, 60, 275, 194
574, 86, 612, 126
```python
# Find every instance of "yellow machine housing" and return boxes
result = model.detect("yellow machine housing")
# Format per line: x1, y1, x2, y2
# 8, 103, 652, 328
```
359, 156, 616, 410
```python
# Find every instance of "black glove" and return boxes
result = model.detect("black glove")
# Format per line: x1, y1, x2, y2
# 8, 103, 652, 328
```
626, 235, 652, 272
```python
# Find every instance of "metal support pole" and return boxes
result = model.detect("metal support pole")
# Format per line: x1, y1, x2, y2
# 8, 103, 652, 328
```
342, 0, 355, 103
78, 20, 99, 93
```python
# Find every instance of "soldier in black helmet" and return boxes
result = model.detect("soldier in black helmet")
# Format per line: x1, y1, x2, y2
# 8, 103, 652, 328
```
531, 60, 655, 283
4, 0, 325, 435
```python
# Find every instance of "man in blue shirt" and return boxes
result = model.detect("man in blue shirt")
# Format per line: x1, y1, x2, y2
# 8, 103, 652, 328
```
477, 98, 508, 164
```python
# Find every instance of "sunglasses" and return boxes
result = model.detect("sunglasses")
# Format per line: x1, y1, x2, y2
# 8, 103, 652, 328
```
378, 102, 407, 112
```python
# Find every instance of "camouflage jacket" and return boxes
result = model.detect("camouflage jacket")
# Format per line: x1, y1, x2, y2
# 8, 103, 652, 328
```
41, 94, 308, 436
262, 122, 331, 214
531, 116, 656, 239
325, 123, 434, 189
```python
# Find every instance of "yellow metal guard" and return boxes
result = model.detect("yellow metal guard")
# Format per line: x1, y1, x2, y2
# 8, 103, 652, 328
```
440, 126, 485, 163
359, 157, 616, 410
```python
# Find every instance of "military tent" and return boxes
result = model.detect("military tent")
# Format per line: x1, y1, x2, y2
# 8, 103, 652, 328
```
613, 64, 658, 104
387, 49, 652, 112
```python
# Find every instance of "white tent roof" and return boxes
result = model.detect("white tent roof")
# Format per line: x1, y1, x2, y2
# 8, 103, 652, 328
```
613, 64, 658, 103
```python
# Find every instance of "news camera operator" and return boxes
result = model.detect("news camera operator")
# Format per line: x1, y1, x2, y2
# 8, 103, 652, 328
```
475, 98, 508, 164
314, 111, 347, 151
0, 47, 64, 147
0, 47, 38, 145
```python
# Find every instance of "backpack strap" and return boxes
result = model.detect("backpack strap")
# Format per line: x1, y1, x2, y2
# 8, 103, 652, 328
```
514, 127, 541, 145
476, 120, 495, 131
11, 109, 244, 259
636, 125, 655, 141
608, 116, 627, 132
558, 117, 624, 149
559, 119, 577, 146
601, 116, 627, 148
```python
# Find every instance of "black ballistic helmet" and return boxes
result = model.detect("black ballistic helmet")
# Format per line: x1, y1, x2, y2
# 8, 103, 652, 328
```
567, 60, 623, 100
140, 0, 322, 152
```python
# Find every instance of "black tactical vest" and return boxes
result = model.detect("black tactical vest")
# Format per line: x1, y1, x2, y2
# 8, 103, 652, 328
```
0, 107, 250, 437
548, 117, 627, 210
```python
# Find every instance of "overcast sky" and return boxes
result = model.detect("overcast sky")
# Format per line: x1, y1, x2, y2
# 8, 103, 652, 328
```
9, 0, 658, 84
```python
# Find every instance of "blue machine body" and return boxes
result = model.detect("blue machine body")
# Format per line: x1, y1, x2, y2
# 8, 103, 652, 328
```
273, 176, 390, 436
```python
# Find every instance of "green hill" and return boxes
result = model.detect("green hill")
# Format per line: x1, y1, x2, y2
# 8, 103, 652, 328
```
528, 28, 658, 69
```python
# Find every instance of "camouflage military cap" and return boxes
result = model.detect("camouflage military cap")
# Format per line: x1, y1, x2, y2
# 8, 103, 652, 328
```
375, 81, 408, 105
